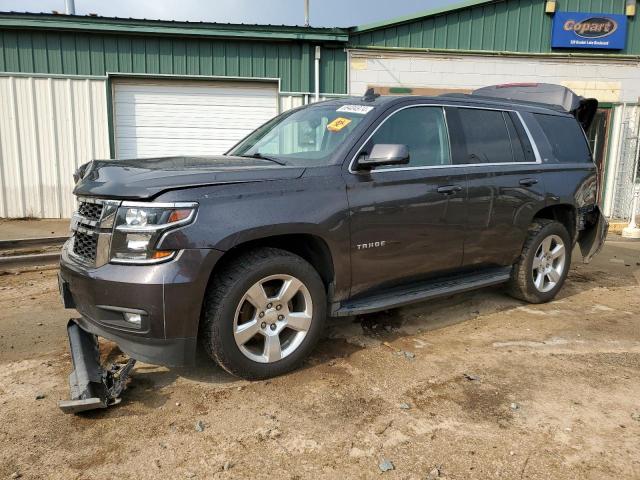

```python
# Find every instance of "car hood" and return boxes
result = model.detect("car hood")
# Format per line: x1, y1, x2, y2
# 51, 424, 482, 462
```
73, 155, 306, 199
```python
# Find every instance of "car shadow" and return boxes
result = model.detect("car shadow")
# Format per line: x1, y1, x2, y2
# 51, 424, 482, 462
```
270, 244, 639, 376
91, 241, 638, 416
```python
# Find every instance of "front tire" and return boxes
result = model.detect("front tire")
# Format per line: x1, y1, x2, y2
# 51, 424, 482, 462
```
508, 219, 571, 304
201, 247, 326, 380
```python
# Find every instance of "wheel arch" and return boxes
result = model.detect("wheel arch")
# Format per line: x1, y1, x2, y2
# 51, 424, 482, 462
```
533, 204, 577, 242
208, 233, 336, 298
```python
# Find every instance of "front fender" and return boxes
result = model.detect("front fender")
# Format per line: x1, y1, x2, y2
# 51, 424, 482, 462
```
578, 206, 608, 263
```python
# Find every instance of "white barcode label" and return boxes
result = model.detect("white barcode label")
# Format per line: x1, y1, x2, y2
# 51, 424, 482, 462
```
336, 105, 374, 115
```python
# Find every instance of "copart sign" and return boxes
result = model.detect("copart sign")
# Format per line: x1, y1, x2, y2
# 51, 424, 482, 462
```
551, 12, 627, 50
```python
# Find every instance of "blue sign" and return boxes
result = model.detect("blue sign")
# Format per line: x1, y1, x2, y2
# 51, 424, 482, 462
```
551, 12, 627, 49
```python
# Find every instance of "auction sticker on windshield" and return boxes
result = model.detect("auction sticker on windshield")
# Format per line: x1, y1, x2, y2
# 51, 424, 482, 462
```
327, 117, 352, 132
337, 105, 374, 115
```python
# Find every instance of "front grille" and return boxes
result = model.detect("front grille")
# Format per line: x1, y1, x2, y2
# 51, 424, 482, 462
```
69, 197, 117, 266
77, 201, 103, 222
72, 231, 98, 263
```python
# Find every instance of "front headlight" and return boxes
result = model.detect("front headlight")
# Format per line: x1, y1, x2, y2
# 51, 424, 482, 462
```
110, 202, 197, 264
125, 208, 149, 227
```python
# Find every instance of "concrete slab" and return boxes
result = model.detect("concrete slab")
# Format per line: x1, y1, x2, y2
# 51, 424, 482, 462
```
0, 218, 70, 241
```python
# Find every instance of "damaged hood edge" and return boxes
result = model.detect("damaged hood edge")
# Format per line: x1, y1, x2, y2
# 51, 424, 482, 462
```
72, 156, 307, 200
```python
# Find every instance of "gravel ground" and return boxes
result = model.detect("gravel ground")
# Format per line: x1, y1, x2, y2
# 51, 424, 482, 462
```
0, 239, 639, 480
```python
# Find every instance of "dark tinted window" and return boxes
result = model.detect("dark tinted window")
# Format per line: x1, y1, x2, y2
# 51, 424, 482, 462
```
504, 113, 527, 163
369, 106, 450, 168
456, 108, 513, 164
508, 111, 537, 162
533, 114, 591, 163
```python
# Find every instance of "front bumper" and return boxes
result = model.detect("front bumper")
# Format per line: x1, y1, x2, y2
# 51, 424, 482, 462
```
59, 244, 223, 367
59, 319, 137, 414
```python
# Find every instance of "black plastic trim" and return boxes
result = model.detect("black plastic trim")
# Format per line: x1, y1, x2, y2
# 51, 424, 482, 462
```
333, 267, 512, 317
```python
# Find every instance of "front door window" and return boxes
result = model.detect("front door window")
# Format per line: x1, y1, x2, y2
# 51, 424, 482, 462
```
367, 106, 451, 168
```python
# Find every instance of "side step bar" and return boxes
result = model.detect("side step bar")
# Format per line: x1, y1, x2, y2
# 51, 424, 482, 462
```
58, 320, 136, 414
333, 267, 512, 317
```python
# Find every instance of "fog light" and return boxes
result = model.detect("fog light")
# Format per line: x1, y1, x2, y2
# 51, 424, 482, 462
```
123, 312, 142, 326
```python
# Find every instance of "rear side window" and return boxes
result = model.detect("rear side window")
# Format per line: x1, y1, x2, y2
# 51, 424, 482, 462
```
504, 113, 527, 163
451, 108, 526, 164
368, 106, 451, 168
533, 114, 592, 163
507, 111, 537, 162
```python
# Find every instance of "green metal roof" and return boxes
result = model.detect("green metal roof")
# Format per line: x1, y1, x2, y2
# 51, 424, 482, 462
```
0, 12, 349, 94
352, 0, 493, 33
0, 12, 350, 42
0, 28, 348, 94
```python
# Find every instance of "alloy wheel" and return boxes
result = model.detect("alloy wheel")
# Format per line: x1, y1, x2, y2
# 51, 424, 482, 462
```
531, 234, 566, 293
233, 274, 313, 363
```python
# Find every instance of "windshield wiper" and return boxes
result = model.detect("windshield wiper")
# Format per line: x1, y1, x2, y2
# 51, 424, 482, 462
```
241, 152, 287, 166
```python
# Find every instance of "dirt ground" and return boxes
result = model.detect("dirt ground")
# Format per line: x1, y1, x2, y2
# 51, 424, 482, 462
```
0, 239, 639, 480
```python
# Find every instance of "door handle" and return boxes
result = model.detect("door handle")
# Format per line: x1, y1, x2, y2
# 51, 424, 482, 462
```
437, 185, 463, 195
519, 178, 539, 187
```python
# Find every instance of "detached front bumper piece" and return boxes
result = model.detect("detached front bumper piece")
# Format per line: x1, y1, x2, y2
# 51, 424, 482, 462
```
58, 320, 136, 414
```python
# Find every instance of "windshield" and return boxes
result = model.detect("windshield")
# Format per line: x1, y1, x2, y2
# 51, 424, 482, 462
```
228, 103, 373, 165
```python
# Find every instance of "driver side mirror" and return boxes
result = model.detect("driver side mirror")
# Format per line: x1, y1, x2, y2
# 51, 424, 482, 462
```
357, 144, 410, 170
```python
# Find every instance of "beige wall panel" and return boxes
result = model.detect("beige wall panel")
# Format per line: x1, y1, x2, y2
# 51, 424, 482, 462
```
0, 76, 110, 219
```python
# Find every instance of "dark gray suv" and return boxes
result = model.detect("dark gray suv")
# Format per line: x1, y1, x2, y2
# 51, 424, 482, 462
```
58, 84, 607, 411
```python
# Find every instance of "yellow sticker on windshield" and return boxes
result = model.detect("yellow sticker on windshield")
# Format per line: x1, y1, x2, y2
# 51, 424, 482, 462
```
327, 117, 352, 132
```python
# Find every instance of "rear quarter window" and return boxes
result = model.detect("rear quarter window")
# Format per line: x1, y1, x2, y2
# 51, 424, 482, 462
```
454, 108, 513, 164
533, 114, 592, 163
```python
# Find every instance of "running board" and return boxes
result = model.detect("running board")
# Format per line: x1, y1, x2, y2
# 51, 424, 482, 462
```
333, 267, 512, 317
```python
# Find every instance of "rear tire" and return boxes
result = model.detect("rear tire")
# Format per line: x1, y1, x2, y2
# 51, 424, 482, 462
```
508, 219, 571, 304
201, 247, 326, 380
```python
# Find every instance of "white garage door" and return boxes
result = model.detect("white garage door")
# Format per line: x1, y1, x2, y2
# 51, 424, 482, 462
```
113, 79, 278, 158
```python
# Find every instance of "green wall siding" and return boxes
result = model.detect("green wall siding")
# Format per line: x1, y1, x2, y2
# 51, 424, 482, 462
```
2, 0, 636, 96
351, 0, 640, 55
0, 30, 347, 94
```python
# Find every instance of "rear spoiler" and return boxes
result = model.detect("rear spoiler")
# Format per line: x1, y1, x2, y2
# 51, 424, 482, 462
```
471, 83, 598, 133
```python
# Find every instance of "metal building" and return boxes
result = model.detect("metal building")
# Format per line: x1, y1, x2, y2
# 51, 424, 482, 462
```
1, 1, 639, 223
0, 13, 348, 218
